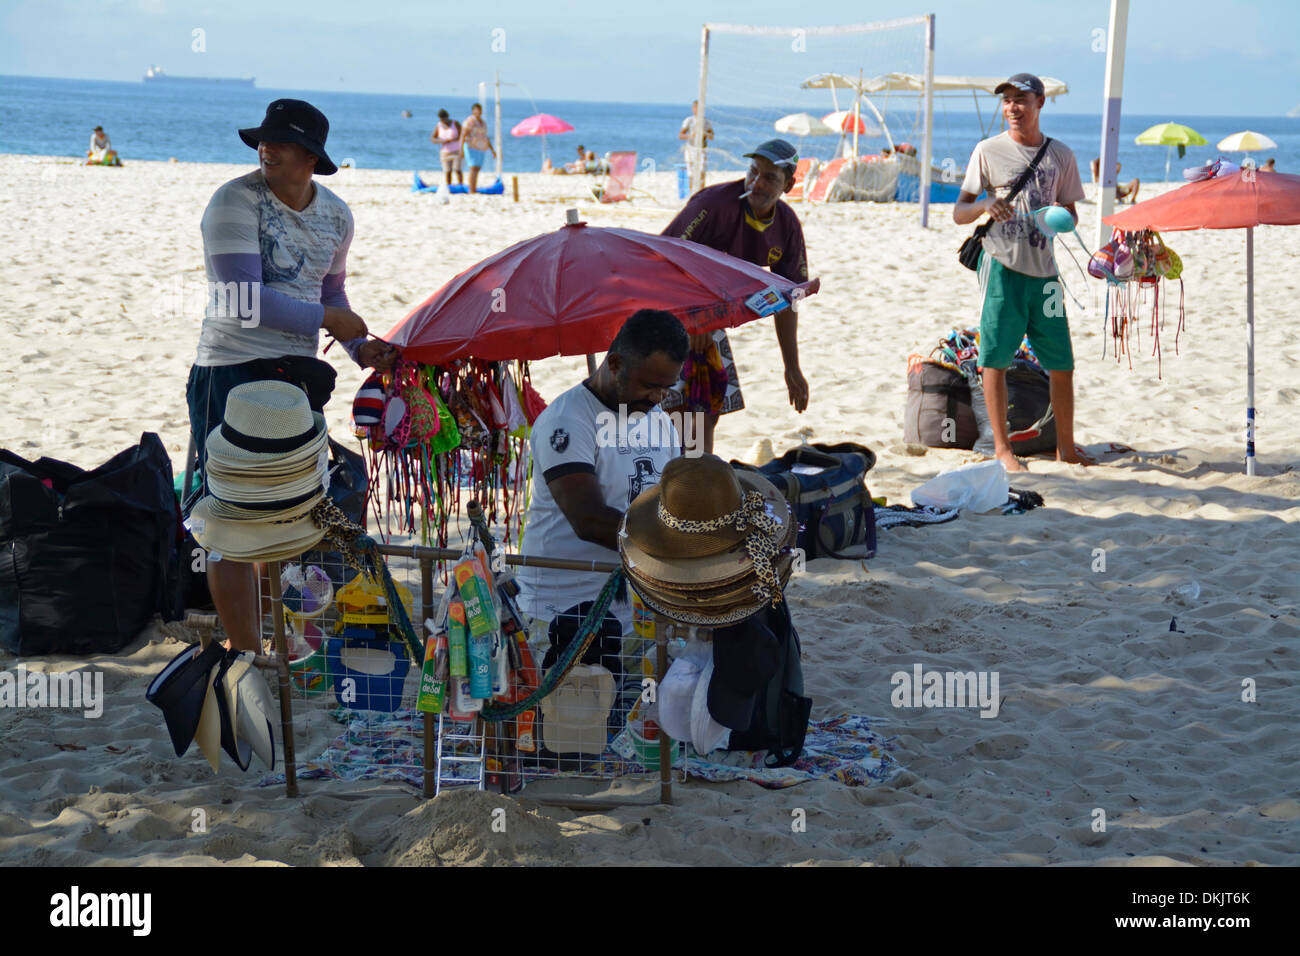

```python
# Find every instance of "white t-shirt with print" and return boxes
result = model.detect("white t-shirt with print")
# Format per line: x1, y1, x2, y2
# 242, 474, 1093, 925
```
515, 382, 680, 631
196, 170, 353, 365
960, 132, 1085, 278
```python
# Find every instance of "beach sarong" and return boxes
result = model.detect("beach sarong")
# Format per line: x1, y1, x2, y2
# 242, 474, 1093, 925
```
259, 709, 901, 792
660, 328, 743, 415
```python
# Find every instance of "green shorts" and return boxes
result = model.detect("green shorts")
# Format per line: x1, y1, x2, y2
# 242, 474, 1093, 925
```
978, 250, 1075, 371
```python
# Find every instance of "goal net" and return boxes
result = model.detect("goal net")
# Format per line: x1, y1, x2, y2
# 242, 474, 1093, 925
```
692, 18, 937, 222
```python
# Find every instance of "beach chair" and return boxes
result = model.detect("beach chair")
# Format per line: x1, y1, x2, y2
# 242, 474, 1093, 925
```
806, 158, 847, 202
593, 151, 649, 204
785, 158, 816, 201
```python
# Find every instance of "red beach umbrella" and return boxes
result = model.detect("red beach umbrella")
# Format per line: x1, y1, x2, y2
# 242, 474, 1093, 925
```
1104, 168, 1300, 474
384, 218, 818, 365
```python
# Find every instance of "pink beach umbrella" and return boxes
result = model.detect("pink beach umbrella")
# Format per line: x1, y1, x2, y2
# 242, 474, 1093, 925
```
510, 113, 574, 136
510, 113, 574, 165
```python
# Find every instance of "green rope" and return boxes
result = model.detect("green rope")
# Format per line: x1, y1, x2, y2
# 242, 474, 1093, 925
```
479, 568, 623, 722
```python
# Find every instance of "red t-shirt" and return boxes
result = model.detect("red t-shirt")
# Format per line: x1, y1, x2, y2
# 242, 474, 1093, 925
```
661, 180, 808, 282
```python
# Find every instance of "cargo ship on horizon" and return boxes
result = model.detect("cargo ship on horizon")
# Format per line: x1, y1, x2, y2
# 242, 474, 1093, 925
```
143, 66, 255, 87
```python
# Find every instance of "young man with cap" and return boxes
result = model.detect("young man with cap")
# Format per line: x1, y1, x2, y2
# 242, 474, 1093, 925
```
187, 98, 397, 652
955, 74, 1090, 471
660, 138, 812, 455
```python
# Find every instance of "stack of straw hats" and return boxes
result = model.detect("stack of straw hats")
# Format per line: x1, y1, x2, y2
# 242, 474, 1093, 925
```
190, 381, 330, 562
619, 454, 796, 627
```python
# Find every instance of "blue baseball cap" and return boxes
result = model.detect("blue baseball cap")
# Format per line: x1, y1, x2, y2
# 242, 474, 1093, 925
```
995, 73, 1046, 97
744, 138, 799, 168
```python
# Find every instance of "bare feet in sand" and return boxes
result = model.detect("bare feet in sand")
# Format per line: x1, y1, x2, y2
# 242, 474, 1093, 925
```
996, 450, 1028, 472
1057, 445, 1097, 466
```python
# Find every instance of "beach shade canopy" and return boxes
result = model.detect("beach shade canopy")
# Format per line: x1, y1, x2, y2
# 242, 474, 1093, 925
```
384, 220, 819, 365
1134, 122, 1207, 147
1135, 123, 1208, 181
1104, 169, 1300, 474
510, 113, 574, 136
774, 112, 835, 137
1217, 130, 1278, 152
821, 110, 879, 136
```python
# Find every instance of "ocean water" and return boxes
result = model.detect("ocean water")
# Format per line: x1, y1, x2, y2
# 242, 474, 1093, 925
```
2, 74, 1297, 185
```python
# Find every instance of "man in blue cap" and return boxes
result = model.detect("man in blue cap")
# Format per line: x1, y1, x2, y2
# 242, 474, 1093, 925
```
661, 138, 812, 454
954, 74, 1089, 470
186, 99, 397, 652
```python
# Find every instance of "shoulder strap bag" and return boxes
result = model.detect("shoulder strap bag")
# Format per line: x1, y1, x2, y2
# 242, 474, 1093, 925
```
957, 138, 1052, 271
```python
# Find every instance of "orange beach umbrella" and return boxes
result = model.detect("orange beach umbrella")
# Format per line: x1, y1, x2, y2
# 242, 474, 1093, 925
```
1104, 168, 1300, 474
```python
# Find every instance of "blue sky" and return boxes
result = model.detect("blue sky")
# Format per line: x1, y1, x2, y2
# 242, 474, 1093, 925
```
2, 0, 1297, 115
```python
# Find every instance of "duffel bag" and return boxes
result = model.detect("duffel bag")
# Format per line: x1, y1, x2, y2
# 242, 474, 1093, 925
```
1005, 359, 1057, 456
1, 433, 180, 655
904, 360, 979, 449
734, 442, 876, 561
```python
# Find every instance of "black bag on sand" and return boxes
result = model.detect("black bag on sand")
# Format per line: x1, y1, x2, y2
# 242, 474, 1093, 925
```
904, 360, 980, 449
717, 601, 812, 767
961, 359, 1057, 457
1005, 360, 1057, 456
0, 433, 181, 655
734, 442, 877, 561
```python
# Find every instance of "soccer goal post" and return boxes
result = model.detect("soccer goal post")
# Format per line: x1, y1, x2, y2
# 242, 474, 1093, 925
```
693, 16, 937, 226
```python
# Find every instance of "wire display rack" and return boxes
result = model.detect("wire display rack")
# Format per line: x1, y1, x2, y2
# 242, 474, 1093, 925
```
250, 524, 678, 808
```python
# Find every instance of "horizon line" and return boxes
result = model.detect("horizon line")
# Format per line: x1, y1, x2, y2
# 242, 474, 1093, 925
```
4, 73, 1298, 121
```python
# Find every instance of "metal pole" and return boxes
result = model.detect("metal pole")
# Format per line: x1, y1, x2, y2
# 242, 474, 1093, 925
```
657, 617, 672, 805
494, 72, 503, 183
1095, 0, 1129, 253
375, 542, 617, 574
421, 555, 435, 798
267, 561, 298, 798
1246, 226, 1256, 476
919, 13, 935, 229
692, 25, 710, 194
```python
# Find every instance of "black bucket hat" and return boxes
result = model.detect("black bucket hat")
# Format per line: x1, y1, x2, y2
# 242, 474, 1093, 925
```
239, 99, 338, 175
145, 640, 226, 757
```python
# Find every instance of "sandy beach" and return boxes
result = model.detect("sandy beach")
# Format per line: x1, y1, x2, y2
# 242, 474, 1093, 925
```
1, 153, 1297, 866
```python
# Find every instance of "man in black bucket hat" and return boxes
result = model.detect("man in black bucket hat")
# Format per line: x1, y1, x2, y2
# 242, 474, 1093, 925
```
184, 99, 396, 654
238, 98, 339, 175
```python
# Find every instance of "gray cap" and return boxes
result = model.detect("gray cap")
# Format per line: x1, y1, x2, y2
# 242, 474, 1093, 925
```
743, 138, 799, 167
994, 73, 1046, 97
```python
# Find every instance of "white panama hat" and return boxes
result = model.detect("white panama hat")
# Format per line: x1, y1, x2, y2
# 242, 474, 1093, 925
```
204, 380, 328, 467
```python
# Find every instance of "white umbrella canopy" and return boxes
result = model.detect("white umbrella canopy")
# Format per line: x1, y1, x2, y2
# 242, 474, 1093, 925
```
774, 112, 835, 137
1217, 130, 1278, 152
822, 110, 881, 136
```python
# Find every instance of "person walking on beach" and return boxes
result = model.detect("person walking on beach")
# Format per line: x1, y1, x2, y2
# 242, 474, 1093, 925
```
459, 102, 496, 194
187, 98, 396, 653
954, 74, 1090, 470
660, 138, 811, 455
432, 109, 463, 187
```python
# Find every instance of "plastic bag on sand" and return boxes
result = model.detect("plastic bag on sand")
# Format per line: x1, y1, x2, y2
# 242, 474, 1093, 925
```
911, 459, 1009, 513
